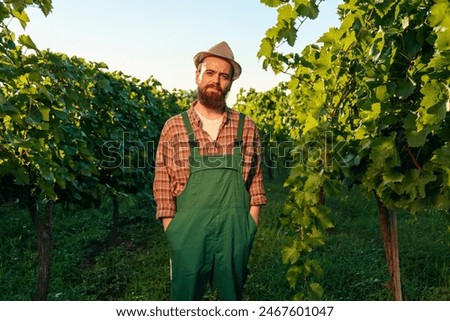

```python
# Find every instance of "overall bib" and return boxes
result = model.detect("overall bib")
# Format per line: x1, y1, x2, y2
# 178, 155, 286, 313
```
165, 111, 257, 301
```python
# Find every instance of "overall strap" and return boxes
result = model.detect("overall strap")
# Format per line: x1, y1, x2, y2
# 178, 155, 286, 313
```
181, 111, 199, 148
234, 113, 245, 147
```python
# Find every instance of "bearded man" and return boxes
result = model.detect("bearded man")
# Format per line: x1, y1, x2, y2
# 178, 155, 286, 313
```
153, 41, 266, 301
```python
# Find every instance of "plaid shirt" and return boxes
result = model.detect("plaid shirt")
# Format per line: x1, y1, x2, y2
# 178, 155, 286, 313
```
153, 104, 267, 219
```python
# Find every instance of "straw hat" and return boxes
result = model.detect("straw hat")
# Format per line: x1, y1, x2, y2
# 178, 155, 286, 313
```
193, 41, 242, 80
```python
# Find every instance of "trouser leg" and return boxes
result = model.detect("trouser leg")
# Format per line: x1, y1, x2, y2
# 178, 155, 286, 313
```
166, 211, 214, 301
212, 210, 257, 301
170, 262, 211, 300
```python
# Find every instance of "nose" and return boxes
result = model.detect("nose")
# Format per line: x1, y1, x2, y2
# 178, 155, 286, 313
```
213, 73, 220, 84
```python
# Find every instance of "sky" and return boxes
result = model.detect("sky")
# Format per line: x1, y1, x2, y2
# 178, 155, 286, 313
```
11, 0, 342, 105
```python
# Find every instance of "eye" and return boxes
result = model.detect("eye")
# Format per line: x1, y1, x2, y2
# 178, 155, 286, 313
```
220, 73, 230, 80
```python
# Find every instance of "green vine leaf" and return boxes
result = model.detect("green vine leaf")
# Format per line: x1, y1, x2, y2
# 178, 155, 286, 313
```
18, 34, 39, 52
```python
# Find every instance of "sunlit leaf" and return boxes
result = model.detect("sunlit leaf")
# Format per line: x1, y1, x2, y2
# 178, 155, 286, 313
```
18, 34, 39, 52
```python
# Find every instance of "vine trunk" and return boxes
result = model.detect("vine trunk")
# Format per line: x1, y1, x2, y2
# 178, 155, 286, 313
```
29, 199, 53, 301
376, 195, 404, 300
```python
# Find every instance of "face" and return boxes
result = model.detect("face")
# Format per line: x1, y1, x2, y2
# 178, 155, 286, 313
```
195, 56, 233, 110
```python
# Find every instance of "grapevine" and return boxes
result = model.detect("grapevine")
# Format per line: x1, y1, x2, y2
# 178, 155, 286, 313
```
0, 0, 182, 299
256, 0, 449, 300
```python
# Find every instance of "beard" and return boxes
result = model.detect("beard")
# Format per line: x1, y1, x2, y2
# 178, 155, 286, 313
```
197, 84, 229, 110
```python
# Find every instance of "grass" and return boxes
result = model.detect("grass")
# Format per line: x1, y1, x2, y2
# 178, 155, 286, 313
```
320, 186, 450, 300
0, 172, 448, 300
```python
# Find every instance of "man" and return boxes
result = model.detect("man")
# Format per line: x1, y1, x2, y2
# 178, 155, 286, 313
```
153, 41, 266, 300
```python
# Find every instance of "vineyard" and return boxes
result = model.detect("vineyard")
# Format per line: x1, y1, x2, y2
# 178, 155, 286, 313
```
1, 0, 449, 301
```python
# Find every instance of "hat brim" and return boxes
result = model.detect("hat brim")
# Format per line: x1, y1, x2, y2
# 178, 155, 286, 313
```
194, 52, 241, 80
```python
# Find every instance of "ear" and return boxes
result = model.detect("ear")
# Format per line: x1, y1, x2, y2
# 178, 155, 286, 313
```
195, 69, 201, 85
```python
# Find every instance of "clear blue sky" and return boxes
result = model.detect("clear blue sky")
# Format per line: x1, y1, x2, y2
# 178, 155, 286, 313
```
13, 0, 342, 104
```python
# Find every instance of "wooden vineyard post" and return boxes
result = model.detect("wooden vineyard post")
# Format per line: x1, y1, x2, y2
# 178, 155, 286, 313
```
30, 199, 54, 301
376, 195, 404, 300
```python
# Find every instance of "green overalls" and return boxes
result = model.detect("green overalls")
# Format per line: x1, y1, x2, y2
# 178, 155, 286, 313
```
165, 111, 258, 301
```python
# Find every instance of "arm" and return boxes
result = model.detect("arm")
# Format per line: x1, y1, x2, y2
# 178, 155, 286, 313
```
247, 120, 267, 212
250, 205, 261, 225
161, 218, 173, 231
153, 122, 177, 227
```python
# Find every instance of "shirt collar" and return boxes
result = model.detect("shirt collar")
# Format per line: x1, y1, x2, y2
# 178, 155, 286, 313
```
189, 101, 230, 126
